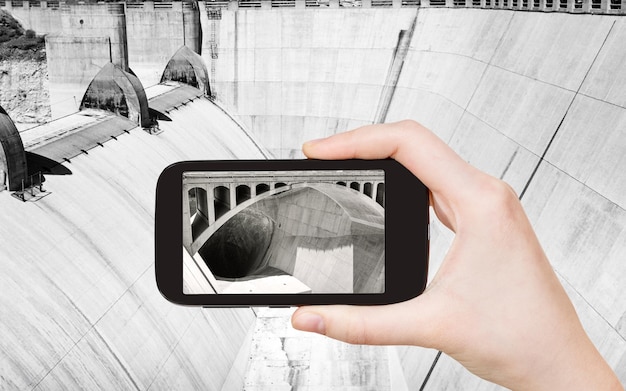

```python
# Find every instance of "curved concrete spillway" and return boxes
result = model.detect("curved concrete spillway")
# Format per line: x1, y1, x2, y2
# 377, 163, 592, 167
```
0, 90, 267, 389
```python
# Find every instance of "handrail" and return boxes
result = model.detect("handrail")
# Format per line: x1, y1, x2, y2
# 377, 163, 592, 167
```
0, 0, 622, 16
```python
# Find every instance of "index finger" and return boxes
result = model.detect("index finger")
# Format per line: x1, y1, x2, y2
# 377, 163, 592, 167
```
303, 120, 480, 197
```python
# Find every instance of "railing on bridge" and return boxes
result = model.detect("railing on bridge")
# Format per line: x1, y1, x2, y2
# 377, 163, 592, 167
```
201, 0, 625, 12
0, 0, 623, 20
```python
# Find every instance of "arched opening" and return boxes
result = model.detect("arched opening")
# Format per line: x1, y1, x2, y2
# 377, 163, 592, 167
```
350, 182, 360, 191
214, 186, 231, 220
364, 182, 372, 197
236, 184, 251, 205
376, 183, 385, 207
275, 182, 287, 189
256, 183, 270, 195
188, 187, 208, 219
190, 187, 209, 242
336, 181, 346, 186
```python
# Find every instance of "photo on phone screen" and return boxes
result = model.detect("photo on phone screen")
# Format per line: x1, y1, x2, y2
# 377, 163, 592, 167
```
181, 169, 385, 295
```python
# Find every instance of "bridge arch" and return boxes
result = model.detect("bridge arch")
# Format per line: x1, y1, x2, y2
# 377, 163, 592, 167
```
160, 45, 211, 97
363, 182, 372, 197
80, 63, 151, 128
0, 105, 27, 191
213, 185, 231, 220
256, 183, 270, 195
236, 184, 251, 205
350, 181, 360, 191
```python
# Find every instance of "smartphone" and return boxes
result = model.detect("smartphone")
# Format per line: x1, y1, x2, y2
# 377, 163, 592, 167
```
155, 159, 429, 307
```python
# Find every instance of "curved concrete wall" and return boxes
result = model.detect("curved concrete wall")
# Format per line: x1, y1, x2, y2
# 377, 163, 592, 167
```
0, 96, 267, 389
253, 184, 384, 293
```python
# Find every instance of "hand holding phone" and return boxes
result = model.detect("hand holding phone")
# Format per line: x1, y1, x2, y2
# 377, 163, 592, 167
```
292, 121, 623, 391
155, 159, 429, 306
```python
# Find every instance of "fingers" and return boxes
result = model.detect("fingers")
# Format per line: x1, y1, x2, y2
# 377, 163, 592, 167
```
303, 121, 482, 198
291, 296, 443, 348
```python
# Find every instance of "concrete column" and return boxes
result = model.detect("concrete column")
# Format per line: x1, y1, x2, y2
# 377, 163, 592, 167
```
296, 0, 305, 7
41, 1, 47, 9
182, 185, 193, 250
144, 1, 154, 11
228, 0, 239, 10
173, 1, 183, 11
229, 184, 236, 210
392, 0, 402, 7
362, 0, 372, 6
261, 0, 272, 8
251, 184, 257, 197
445, 0, 454, 6
206, 184, 216, 225
329, 0, 339, 8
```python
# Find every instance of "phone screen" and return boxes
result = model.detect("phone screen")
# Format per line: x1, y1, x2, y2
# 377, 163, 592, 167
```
182, 169, 385, 295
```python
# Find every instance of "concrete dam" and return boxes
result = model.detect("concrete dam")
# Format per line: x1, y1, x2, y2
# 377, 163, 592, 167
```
0, 0, 625, 389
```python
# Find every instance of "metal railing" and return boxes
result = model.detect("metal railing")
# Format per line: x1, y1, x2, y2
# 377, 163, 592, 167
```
14, 172, 46, 202
0, 0, 622, 14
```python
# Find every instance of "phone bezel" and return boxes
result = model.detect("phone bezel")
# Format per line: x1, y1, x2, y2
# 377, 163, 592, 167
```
155, 159, 429, 307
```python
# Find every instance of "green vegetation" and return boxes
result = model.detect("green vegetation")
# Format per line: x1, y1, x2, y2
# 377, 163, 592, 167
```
0, 10, 46, 61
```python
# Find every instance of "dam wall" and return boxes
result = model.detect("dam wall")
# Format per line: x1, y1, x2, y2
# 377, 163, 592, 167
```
126, 1, 201, 88
201, 7, 417, 158
45, 3, 129, 118
0, 0, 63, 35
386, 8, 626, 387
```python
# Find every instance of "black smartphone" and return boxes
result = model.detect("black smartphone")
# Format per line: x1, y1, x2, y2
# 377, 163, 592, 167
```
155, 159, 429, 307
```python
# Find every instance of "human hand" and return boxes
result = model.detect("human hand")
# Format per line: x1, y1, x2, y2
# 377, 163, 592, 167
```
291, 121, 623, 390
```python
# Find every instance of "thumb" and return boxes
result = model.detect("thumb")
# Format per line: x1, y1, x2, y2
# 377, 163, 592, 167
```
291, 296, 442, 348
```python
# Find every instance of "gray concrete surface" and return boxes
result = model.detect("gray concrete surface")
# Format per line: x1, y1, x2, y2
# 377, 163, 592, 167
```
0, 3, 624, 390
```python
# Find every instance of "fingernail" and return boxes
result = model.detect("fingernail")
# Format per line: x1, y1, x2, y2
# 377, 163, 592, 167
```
293, 312, 326, 335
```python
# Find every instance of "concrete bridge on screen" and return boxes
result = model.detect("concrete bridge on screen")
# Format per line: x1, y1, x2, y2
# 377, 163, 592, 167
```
183, 170, 385, 255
